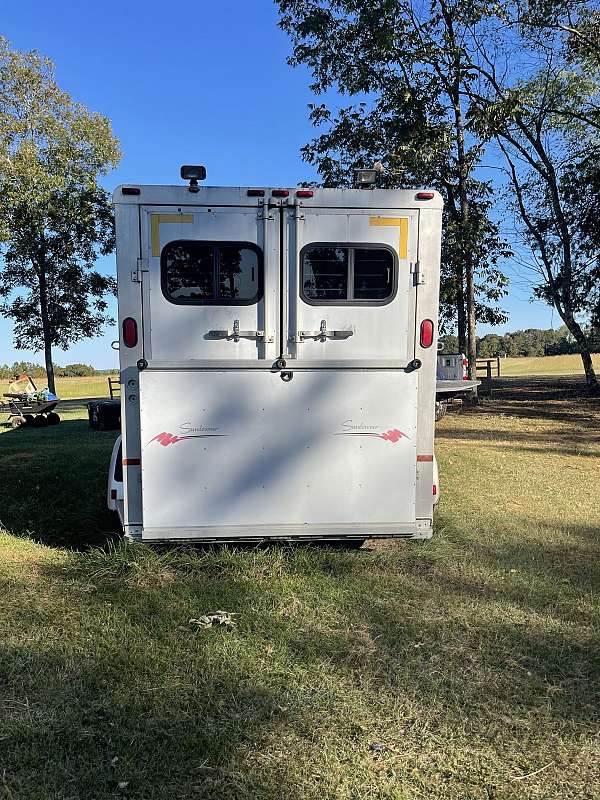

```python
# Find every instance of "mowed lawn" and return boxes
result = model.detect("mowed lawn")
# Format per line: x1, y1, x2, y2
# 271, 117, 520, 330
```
499, 353, 600, 377
0, 374, 117, 400
0, 383, 598, 799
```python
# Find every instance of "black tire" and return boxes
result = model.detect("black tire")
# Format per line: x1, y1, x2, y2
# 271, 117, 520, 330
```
435, 401, 448, 422
23, 414, 35, 426
11, 416, 25, 429
46, 412, 60, 425
33, 415, 48, 427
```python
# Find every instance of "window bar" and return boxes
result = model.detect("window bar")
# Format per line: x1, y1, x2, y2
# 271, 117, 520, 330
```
347, 248, 354, 301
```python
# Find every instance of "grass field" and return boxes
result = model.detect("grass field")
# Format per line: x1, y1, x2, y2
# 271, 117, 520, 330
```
496, 353, 600, 377
0, 374, 117, 400
1, 354, 597, 400
0, 381, 598, 799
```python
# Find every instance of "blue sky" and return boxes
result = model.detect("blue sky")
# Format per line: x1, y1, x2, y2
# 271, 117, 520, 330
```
0, 0, 556, 369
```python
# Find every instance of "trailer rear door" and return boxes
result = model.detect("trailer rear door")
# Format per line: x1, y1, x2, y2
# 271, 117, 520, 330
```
287, 208, 419, 363
139, 205, 278, 362
137, 199, 421, 540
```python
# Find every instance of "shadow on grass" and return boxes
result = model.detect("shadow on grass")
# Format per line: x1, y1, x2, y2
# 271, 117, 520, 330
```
436, 425, 600, 458
0, 639, 291, 800
488, 375, 595, 402
0, 418, 119, 548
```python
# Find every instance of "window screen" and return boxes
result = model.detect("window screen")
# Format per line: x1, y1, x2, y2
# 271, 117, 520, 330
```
301, 244, 395, 304
162, 241, 262, 305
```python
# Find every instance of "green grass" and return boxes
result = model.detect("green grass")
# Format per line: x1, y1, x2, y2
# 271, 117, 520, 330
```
0, 385, 598, 799
0, 374, 117, 400
499, 353, 600, 377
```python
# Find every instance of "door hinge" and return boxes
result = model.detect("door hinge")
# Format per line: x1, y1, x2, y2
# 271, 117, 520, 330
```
411, 261, 425, 285
131, 258, 149, 283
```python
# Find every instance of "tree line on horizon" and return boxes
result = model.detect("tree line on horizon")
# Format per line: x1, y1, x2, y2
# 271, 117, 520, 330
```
440, 324, 600, 358
0, 362, 115, 380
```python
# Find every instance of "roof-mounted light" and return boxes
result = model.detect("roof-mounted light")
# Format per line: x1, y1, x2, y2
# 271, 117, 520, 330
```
180, 165, 207, 193
416, 191, 435, 200
353, 169, 378, 189
272, 189, 289, 197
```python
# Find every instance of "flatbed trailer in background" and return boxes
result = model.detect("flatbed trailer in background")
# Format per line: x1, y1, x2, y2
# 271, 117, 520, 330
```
108, 173, 444, 544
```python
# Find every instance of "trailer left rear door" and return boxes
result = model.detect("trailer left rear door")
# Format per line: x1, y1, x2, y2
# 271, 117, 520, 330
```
139, 205, 278, 362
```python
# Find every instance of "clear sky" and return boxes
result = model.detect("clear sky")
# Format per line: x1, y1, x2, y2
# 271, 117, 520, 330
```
0, 0, 556, 369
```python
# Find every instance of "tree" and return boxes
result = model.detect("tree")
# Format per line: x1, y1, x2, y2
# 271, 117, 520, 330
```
439, 333, 460, 353
0, 38, 120, 393
466, 1, 600, 388
277, 0, 511, 379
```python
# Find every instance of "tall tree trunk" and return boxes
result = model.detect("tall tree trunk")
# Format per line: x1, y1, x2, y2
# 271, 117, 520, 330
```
456, 263, 466, 353
452, 86, 477, 382
38, 265, 56, 395
465, 260, 477, 380
560, 310, 599, 390
438, 0, 477, 385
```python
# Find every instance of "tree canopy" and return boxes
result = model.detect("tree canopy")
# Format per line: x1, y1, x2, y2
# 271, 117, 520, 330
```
277, 0, 600, 388
0, 37, 120, 392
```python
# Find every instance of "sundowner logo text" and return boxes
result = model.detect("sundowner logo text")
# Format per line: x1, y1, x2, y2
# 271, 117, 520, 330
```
335, 420, 408, 443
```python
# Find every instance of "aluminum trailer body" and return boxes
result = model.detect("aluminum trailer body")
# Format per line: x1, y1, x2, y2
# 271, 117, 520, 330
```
110, 184, 443, 543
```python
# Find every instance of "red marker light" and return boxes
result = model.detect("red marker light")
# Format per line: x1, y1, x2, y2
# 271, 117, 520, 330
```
121, 187, 141, 196
272, 189, 289, 197
420, 319, 434, 348
433, 485, 437, 496
296, 190, 314, 198
122, 317, 138, 348
247, 189, 265, 196
416, 191, 435, 200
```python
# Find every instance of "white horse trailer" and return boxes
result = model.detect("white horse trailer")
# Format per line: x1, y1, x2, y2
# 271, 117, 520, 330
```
108, 177, 443, 544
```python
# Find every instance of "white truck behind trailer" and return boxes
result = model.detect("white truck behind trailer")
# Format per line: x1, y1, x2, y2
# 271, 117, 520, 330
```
107, 171, 443, 544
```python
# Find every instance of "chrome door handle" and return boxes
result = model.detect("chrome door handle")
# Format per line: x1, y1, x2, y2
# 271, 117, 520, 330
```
295, 319, 354, 342
208, 320, 274, 343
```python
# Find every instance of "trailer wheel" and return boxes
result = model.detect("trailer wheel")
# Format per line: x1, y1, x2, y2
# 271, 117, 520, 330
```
11, 416, 26, 429
33, 415, 48, 427
435, 401, 448, 422
23, 414, 35, 426
46, 412, 60, 425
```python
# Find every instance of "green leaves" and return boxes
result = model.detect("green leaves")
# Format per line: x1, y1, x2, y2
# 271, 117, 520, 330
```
276, 0, 511, 339
0, 38, 121, 392
0, 37, 120, 371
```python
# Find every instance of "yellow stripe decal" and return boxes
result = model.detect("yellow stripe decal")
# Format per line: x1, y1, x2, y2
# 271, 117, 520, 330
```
151, 214, 194, 257
369, 216, 408, 260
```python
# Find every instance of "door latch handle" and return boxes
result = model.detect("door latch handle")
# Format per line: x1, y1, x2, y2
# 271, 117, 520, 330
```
296, 319, 354, 342
207, 319, 274, 343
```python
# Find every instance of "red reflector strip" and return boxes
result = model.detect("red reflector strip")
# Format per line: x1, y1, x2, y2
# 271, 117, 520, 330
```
417, 455, 433, 462
296, 190, 314, 198
272, 189, 289, 197
121, 187, 141, 195
122, 317, 138, 348
247, 189, 265, 196
416, 191, 435, 200
420, 319, 434, 348
122, 458, 141, 466
432, 485, 437, 496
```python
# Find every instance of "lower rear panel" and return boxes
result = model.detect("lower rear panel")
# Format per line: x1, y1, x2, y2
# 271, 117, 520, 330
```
139, 369, 418, 539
